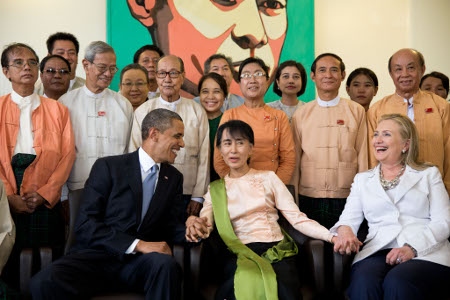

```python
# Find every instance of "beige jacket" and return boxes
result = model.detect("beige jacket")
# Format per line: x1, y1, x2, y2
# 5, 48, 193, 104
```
291, 98, 368, 199
0, 181, 15, 275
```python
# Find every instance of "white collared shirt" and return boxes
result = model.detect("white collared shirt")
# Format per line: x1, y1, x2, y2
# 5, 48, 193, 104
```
11, 91, 40, 155
317, 95, 340, 107
158, 96, 181, 111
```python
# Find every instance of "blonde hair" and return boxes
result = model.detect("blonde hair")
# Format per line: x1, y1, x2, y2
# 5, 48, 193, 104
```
378, 114, 432, 170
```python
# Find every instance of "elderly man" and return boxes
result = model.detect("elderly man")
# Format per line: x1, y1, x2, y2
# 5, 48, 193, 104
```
60, 41, 133, 249
35, 32, 85, 94
193, 53, 244, 111
367, 48, 450, 193
0, 43, 75, 291
133, 44, 164, 99
129, 55, 209, 221
127, 0, 288, 97
31, 109, 185, 300
40, 55, 71, 100
291, 53, 368, 229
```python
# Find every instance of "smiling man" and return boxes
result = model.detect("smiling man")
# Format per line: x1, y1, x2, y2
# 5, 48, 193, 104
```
31, 109, 185, 300
367, 48, 450, 193
129, 55, 209, 225
59, 41, 133, 232
127, 0, 287, 97
291, 53, 368, 229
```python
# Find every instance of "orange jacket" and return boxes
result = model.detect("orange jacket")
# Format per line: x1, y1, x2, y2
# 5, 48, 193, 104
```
0, 94, 75, 207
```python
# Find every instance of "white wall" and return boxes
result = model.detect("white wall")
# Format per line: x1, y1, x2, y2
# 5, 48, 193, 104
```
0, 0, 106, 94
0, 0, 449, 103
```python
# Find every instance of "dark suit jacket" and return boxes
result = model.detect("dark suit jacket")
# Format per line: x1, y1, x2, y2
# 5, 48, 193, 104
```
72, 151, 184, 260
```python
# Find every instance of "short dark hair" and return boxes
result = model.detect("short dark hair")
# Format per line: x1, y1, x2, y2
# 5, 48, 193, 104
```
420, 71, 449, 97
1, 43, 39, 68
203, 53, 235, 75
388, 48, 425, 73
216, 120, 254, 148
311, 53, 345, 74
120, 63, 149, 84
346, 67, 378, 88
238, 57, 270, 83
141, 108, 183, 141
272, 60, 307, 97
39, 55, 71, 73
46, 32, 80, 54
133, 45, 164, 63
198, 72, 228, 97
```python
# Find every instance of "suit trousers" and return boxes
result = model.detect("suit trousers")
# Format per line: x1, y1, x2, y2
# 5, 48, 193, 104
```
347, 249, 450, 300
30, 249, 181, 300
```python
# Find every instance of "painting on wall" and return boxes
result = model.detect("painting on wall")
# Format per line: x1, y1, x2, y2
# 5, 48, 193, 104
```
107, 0, 315, 102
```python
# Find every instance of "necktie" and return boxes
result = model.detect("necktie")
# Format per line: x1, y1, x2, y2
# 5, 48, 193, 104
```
141, 165, 158, 224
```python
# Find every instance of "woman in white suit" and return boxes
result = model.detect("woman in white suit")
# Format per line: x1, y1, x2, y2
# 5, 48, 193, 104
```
331, 113, 450, 300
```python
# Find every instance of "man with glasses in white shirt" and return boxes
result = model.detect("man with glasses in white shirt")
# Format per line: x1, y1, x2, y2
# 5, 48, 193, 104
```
40, 55, 71, 100
60, 41, 133, 250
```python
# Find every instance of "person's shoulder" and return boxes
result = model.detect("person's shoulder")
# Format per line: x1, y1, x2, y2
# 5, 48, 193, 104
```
160, 162, 183, 179
59, 86, 83, 105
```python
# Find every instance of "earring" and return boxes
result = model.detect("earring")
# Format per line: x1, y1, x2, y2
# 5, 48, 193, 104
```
402, 149, 406, 153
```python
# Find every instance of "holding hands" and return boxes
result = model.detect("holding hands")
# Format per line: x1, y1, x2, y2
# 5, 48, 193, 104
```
185, 216, 211, 242
333, 225, 363, 255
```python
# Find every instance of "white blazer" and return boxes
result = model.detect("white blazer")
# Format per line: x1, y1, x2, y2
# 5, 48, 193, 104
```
331, 164, 450, 267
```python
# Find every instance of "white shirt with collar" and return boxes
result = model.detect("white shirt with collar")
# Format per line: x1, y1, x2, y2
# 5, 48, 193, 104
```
11, 91, 40, 155
402, 96, 415, 121
317, 95, 340, 107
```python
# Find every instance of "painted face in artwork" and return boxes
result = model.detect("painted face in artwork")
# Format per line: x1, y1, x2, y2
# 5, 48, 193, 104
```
127, 0, 287, 96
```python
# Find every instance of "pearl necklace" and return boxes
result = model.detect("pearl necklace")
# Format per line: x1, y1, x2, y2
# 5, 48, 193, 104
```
380, 164, 405, 190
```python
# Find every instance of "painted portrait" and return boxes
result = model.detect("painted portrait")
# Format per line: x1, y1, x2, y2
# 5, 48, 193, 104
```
107, 0, 315, 101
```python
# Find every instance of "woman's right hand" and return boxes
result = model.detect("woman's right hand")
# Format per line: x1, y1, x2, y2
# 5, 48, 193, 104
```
333, 225, 363, 255
185, 216, 211, 242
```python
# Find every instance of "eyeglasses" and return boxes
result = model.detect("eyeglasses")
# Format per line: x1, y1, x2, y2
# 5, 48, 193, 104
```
43, 68, 70, 76
121, 82, 147, 88
156, 71, 182, 79
240, 71, 266, 79
8, 59, 39, 69
140, 58, 159, 64
90, 62, 119, 74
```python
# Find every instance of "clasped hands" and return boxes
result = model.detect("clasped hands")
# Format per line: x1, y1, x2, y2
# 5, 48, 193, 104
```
8, 192, 46, 214
185, 216, 211, 242
333, 226, 363, 255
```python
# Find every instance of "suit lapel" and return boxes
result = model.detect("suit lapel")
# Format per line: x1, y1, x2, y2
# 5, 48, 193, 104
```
393, 166, 422, 204
126, 151, 144, 225
366, 166, 392, 204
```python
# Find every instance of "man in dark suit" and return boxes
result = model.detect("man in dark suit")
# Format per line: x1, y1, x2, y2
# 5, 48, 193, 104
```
30, 108, 185, 300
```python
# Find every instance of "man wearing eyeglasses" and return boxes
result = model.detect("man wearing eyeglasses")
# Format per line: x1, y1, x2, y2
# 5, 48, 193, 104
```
40, 55, 71, 100
60, 41, 133, 246
0, 43, 75, 293
35, 32, 85, 95
129, 55, 209, 233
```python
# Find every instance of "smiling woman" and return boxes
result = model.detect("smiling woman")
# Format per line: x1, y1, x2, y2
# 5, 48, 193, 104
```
214, 57, 296, 184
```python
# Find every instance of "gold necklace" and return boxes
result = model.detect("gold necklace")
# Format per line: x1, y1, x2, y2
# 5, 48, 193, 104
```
380, 164, 405, 190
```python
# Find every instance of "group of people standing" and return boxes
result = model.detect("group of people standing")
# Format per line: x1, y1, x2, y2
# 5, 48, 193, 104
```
0, 30, 450, 300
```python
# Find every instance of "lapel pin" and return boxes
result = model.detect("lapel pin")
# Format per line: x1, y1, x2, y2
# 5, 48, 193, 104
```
98, 111, 106, 116
425, 108, 433, 113
337, 119, 345, 125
